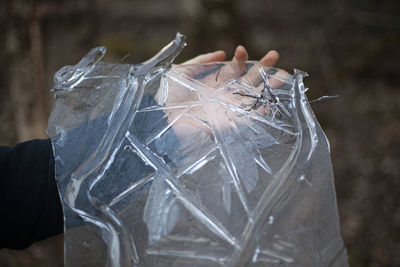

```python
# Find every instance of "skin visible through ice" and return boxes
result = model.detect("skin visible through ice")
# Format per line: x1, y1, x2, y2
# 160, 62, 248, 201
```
47, 34, 348, 266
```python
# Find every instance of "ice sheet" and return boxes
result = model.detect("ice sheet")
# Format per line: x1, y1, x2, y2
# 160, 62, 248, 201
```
47, 33, 348, 266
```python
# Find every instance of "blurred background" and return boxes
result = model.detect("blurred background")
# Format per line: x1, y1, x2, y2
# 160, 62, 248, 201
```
0, 0, 399, 266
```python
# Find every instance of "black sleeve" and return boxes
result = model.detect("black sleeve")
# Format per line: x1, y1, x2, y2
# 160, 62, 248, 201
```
0, 139, 63, 250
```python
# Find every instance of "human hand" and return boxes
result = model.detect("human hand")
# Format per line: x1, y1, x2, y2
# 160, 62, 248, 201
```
176, 46, 285, 110
155, 46, 284, 137
156, 46, 281, 106
181, 45, 279, 67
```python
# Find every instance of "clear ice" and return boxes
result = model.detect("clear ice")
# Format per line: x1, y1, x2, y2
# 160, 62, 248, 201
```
47, 33, 348, 266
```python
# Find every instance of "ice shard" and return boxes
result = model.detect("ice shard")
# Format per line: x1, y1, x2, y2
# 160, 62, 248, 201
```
47, 33, 348, 266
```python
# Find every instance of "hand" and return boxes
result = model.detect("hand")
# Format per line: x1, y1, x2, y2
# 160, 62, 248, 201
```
182, 45, 280, 67
156, 46, 280, 105
177, 46, 285, 109
156, 46, 283, 137
180, 45, 283, 91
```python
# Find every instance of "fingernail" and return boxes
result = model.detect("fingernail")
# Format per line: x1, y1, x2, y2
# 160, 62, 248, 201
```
267, 50, 279, 57
236, 45, 245, 51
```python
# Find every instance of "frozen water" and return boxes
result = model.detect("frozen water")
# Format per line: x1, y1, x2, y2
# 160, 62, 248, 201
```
47, 33, 348, 266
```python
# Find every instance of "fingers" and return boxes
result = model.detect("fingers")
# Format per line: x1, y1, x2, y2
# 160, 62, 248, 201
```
183, 50, 226, 65
233, 46, 278, 67
232, 45, 248, 66
183, 47, 279, 66
235, 49, 281, 94
260, 50, 279, 66
179, 47, 282, 91
260, 50, 288, 90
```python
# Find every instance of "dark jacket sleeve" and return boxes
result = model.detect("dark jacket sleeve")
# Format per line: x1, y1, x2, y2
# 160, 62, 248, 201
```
0, 139, 63, 250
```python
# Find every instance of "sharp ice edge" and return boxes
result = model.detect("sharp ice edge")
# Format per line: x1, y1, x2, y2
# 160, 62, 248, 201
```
100, 205, 140, 264
137, 102, 202, 112
82, 75, 121, 80
146, 248, 226, 264
162, 76, 169, 105
295, 71, 318, 161
144, 106, 192, 146
309, 95, 339, 103
216, 101, 296, 136
177, 147, 217, 177
89, 135, 127, 192
136, 33, 186, 76
255, 248, 294, 263
144, 178, 175, 243
254, 154, 273, 175
169, 179, 239, 248
259, 66, 269, 84
277, 101, 292, 118
75, 46, 106, 69
125, 132, 239, 249
270, 89, 293, 96
225, 79, 253, 90
106, 78, 134, 125
58, 47, 106, 90
109, 174, 154, 207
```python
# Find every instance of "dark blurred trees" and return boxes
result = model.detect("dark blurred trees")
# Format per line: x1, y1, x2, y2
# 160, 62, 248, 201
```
1, 0, 96, 144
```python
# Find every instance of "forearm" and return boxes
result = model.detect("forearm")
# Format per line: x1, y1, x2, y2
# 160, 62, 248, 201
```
0, 139, 63, 250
